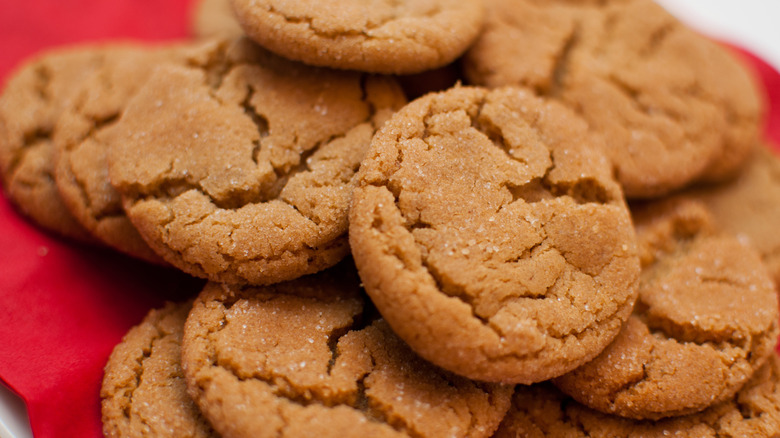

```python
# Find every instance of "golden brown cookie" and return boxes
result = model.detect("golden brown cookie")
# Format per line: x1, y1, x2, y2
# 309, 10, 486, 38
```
101, 301, 217, 438
464, 0, 763, 198
229, 0, 485, 74
190, 0, 244, 39
108, 39, 406, 285
53, 45, 170, 264
494, 353, 780, 438
349, 85, 640, 383
554, 198, 779, 420
180, 263, 513, 438
684, 144, 780, 289
0, 47, 103, 241
54, 40, 229, 264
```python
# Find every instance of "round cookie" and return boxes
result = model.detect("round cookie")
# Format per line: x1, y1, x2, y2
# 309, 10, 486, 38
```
463, 0, 762, 198
554, 198, 779, 420
54, 40, 228, 264
190, 0, 244, 39
684, 144, 780, 289
0, 47, 104, 242
108, 40, 407, 285
101, 301, 216, 438
349, 85, 640, 383
229, 0, 485, 74
494, 354, 780, 438
180, 264, 513, 438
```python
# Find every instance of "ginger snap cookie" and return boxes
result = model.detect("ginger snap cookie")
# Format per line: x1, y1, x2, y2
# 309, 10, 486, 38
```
54, 40, 230, 264
191, 0, 244, 39
554, 198, 779, 420
0, 47, 105, 241
53, 45, 174, 264
684, 144, 780, 289
229, 0, 485, 74
108, 39, 406, 285
494, 353, 780, 438
180, 263, 513, 438
349, 85, 640, 383
464, 0, 762, 198
101, 301, 217, 438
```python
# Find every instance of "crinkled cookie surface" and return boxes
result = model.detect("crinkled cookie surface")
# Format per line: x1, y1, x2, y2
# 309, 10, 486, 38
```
555, 198, 779, 420
101, 301, 216, 438
349, 85, 640, 383
230, 0, 484, 74
464, 0, 762, 198
0, 46, 106, 241
495, 354, 780, 438
109, 40, 406, 284
181, 264, 512, 438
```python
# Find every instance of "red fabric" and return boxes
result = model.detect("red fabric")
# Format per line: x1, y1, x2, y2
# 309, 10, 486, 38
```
0, 2, 778, 437
735, 48, 780, 146
0, 1, 201, 437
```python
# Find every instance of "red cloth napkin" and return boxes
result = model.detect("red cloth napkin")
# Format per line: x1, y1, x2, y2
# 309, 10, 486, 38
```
0, 2, 779, 437
0, 1, 202, 437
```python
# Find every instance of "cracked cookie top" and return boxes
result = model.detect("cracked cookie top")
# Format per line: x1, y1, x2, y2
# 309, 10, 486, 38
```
684, 144, 780, 290
180, 263, 513, 438
0, 46, 105, 242
463, 0, 763, 198
54, 39, 238, 265
348, 85, 640, 383
494, 354, 780, 438
229, 0, 484, 74
101, 301, 217, 438
108, 39, 406, 285
554, 198, 779, 420
53, 43, 189, 264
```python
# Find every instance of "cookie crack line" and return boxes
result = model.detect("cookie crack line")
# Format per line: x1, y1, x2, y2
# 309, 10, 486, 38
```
416, 94, 611, 207
119, 317, 170, 428
436, 372, 486, 438
129, 70, 382, 226
604, 342, 655, 407
65, 114, 123, 221
640, 20, 676, 57
6, 129, 51, 179
201, 299, 430, 435
32, 62, 52, 102
404, 214, 622, 362
549, 25, 580, 97
263, 3, 447, 54
169, 223, 342, 277
642, 308, 756, 352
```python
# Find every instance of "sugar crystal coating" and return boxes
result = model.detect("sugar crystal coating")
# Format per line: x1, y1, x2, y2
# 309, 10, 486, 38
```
350, 86, 640, 383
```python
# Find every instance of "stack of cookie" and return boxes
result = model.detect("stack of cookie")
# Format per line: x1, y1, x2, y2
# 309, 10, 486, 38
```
2, 0, 780, 436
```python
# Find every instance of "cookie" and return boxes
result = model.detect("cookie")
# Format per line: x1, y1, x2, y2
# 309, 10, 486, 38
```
554, 198, 779, 420
494, 353, 780, 438
349, 85, 640, 383
229, 0, 485, 74
108, 39, 406, 285
0, 47, 103, 242
190, 0, 244, 39
180, 263, 513, 438
684, 144, 780, 289
53, 40, 229, 264
464, 0, 762, 198
101, 301, 216, 438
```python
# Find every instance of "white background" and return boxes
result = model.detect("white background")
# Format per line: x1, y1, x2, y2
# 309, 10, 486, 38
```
1, 2, 779, 437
